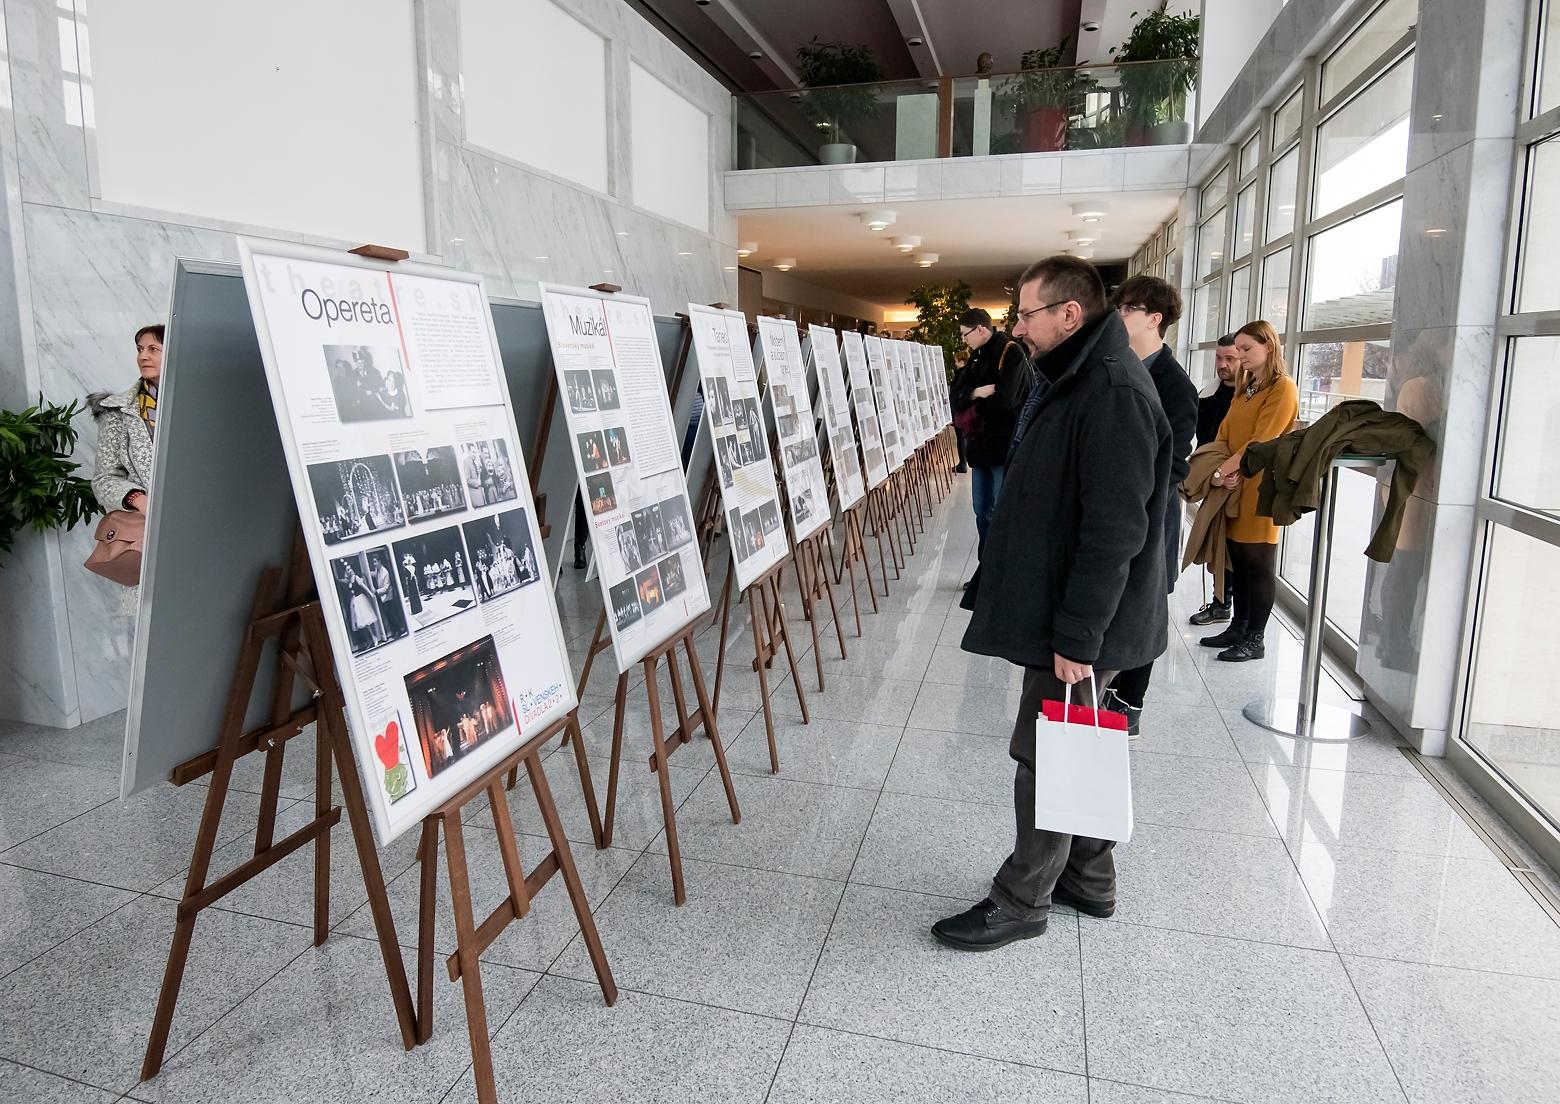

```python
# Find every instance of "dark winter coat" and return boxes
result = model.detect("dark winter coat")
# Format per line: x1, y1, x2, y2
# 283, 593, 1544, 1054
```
949, 331, 1029, 469
961, 311, 1172, 670
1144, 345, 1199, 593
1197, 382, 1235, 447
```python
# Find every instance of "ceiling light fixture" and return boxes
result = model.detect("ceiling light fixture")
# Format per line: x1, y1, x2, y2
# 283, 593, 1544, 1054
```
774, 257, 796, 271
861, 210, 897, 231
915, 252, 939, 268
892, 235, 921, 254
748, 50, 763, 59
1072, 200, 1109, 222
907, 36, 924, 46
737, 242, 757, 257
534, 255, 549, 261
677, 251, 692, 257
1067, 230, 1096, 245
1068, 247, 1095, 259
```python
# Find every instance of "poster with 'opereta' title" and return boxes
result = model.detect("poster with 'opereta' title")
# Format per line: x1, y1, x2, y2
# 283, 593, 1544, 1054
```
239, 240, 576, 844
756, 316, 830, 543
538, 284, 710, 672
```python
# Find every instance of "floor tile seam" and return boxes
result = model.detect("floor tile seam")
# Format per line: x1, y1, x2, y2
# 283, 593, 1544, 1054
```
1077, 909, 1091, 1087
787, 1015, 1093, 1081
1335, 946, 1560, 985
536, 970, 803, 1027
0, 1056, 132, 1100
714, 765, 896, 797
0, 794, 123, 856
759, 1021, 801, 1103
1080, 912, 1340, 957
1085, 1075, 1247, 1104
1325, 934, 1416, 1101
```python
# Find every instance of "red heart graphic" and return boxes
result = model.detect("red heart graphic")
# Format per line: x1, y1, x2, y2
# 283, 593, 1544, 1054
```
375, 720, 401, 770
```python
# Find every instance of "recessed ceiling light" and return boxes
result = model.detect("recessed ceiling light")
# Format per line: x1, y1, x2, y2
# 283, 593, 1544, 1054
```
1068, 230, 1096, 245
1072, 201, 1109, 221
892, 235, 921, 253
534, 255, 549, 261
1068, 247, 1095, 259
616, 230, 629, 236
774, 257, 797, 271
861, 210, 897, 231
749, 50, 763, 59
915, 252, 939, 268
677, 251, 692, 257
723, 265, 738, 271
737, 241, 758, 257
908, 36, 924, 46
1425, 227, 1447, 236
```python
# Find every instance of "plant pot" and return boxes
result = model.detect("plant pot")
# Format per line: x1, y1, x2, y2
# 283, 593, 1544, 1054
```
1152, 120, 1191, 145
819, 142, 858, 165
1124, 122, 1154, 147
1020, 106, 1068, 153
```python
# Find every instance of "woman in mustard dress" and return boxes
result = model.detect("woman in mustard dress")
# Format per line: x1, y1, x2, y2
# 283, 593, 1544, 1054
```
1199, 320, 1299, 662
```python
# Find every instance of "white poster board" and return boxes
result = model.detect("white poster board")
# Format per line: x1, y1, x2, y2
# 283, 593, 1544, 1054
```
934, 345, 953, 427
886, 341, 918, 454
537, 283, 711, 670
237, 240, 575, 843
864, 335, 904, 471
915, 344, 936, 442
841, 331, 890, 490
806, 325, 866, 510
688, 305, 790, 589
756, 317, 831, 543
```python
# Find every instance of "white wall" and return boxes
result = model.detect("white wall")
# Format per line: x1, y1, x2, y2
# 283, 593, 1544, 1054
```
1198, 0, 1288, 127
89, 0, 426, 250
461, 0, 609, 194
629, 62, 710, 232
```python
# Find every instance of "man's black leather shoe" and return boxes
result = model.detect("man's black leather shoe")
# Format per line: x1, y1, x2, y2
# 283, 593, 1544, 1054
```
1050, 883, 1115, 918
931, 898, 1047, 951
1217, 632, 1266, 663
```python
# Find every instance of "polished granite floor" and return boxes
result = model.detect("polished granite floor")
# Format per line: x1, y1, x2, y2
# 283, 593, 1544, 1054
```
3, 481, 1559, 1104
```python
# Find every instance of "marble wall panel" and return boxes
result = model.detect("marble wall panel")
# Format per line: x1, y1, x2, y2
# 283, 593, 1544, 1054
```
5, 0, 90, 208
1407, 0, 1523, 173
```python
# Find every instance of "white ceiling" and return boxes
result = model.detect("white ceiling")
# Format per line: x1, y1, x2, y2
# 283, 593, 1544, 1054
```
736, 190, 1184, 308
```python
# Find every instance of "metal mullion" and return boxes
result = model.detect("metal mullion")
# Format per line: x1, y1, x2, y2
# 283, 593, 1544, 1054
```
1476, 498, 1560, 545
1245, 119, 1272, 319
1520, 0, 1550, 122
1285, 58, 1321, 355
1304, 180, 1406, 237
1262, 233, 1295, 255
1497, 312, 1560, 337
1316, 26, 1417, 120
1515, 108, 1560, 143
1292, 323, 1394, 344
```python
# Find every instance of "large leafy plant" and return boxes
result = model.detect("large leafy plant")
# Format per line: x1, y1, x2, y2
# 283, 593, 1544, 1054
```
904, 280, 973, 380
1111, 4, 1201, 131
0, 395, 103, 558
795, 37, 885, 142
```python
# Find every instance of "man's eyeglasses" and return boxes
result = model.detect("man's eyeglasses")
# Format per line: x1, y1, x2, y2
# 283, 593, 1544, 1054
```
1016, 300, 1069, 324
1116, 303, 1149, 316
958, 327, 976, 339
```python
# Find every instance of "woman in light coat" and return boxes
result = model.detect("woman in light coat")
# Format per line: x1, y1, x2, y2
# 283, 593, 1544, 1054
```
89, 324, 163, 513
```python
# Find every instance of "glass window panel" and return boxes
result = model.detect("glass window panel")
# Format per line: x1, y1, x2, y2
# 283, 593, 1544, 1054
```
1200, 166, 1229, 216
1239, 133, 1260, 177
1494, 336, 1560, 515
1233, 185, 1255, 259
1229, 264, 1252, 328
1321, 0, 1416, 104
1261, 246, 1292, 330
1194, 279, 1224, 344
1266, 147, 1299, 242
1295, 339, 1392, 423
1189, 347, 1216, 391
1273, 88, 1303, 147
1517, 137, 1560, 314
1197, 208, 1227, 280
1304, 199, 1402, 329
1313, 55, 1413, 218
1277, 464, 1375, 641
1465, 524, 1560, 829
1165, 247, 1181, 287
1542, 1, 1560, 116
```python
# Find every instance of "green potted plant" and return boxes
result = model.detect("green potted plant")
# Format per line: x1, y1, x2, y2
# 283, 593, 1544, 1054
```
904, 279, 973, 373
0, 395, 102, 559
795, 37, 885, 165
1110, 3, 1200, 146
1000, 39, 1093, 153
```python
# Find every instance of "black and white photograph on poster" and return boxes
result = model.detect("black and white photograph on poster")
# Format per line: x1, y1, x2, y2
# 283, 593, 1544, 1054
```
715, 435, 736, 488
777, 413, 799, 438
659, 495, 693, 550
710, 378, 733, 425
308, 454, 406, 546
728, 506, 747, 563
632, 503, 667, 563
394, 446, 467, 523
865, 444, 885, 473
614, 520, 643, 572
737, 399, 768, 461
592, 370, 621, 410
771, 384, 791, 414
791, 489, 817, 531
391, 525, 478, 631
604, 425, 631, 467
461, 508, 540, 603
585, 471, 617, 516
659, 554, 687, 598
323, 344, 411, 423
460, 439, 518, 508
564, 370, 598, 413
741, 508, 767, 559
404, 635, 514, 779
609, 578, 642, 631
576, 430, 609, 473
635, 564, 665, 614
329, 546, 410, 656
758, 499, 781, 536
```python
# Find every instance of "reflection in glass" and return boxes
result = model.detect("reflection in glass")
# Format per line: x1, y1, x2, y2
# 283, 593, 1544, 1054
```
1278, 464, 1376, 642
1466, 524, 1560, 832
1261, 247, 1292, 331
1320, 0, 1416, 104
1229, 265, 1252, 330
1197, 208, 1227, 280
1266, 147, 1299, 242
1273, 88, 1303, 147
1295, 339, 1392, 422
1304, 200, 1402, 329
1194, 279, 1223, 344
1494, 336, 1560, 515
1239, 133, 1260, 177
1200, 168, 1229, 218
1516, 137, 1560, 315
1543, 1, 1560, 116
1313, 56, 1413, 218
1234, 185, 1255, 259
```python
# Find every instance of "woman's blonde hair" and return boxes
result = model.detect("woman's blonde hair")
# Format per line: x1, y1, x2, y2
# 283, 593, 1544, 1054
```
1233, 319, 1288, 390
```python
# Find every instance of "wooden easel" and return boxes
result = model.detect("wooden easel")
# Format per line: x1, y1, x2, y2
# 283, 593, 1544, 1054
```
141, 531, 419, 1081
414, 709, 617, 1102
866, 480, 904, 581
792, 528, 848, 683
834, 497, 881, 626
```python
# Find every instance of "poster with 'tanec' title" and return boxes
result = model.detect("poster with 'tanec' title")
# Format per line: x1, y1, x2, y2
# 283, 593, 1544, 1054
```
863, 334, 904, 472
239, 240, 575, 844
689, 304, 790, 591
806, 324, 866, 510
755, 316, 830, 543
537, 284, 710, 671
840, 330, 890, 490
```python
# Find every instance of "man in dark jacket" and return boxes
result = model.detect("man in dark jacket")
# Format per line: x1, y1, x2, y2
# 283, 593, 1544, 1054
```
933, 257, 1171, 952
949, 308, 1029, 562
1190, 333, 1240, 624
1099, 275, 1199, 737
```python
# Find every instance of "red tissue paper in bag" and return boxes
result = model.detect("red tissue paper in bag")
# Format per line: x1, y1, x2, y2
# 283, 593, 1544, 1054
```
1040, 700, 1130, 730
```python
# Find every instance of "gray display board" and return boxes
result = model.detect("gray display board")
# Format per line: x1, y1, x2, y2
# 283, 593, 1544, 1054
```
124, 260, 692, 798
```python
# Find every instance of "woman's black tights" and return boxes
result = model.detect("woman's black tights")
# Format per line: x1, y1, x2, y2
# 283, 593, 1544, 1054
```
1228, 539, 1278, 634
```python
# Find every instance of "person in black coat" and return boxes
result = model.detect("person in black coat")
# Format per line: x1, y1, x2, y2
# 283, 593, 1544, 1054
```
933, 257, 1171, 953
1190, 333, 1241, 625
1099, 276, 1200, 736
949, 308, 1029, 561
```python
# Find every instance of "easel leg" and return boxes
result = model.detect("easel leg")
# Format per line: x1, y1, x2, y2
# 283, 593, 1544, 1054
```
813, 535, 848, 660
711, 555, 734, 718
767, 576, 810, 724
747, 586, 781, 773
441, 813, 499, 1103
682, 634, 741, 824
601, 673, 629, 848
416, 818, 439, 1045
311, 722, 331, 946
565, 712, 605, 848
642, 657, 686, 905
796, 542, 825, 692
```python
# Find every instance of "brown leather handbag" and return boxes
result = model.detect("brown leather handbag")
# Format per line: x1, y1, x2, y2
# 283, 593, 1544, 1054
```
84, 508, 145, 586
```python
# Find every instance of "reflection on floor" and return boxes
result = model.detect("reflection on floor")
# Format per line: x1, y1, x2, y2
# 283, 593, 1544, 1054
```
2, 481, 1559, 1103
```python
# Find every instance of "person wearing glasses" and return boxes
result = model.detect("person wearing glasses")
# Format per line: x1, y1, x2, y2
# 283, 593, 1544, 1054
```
1097, 276, 1199, 737
934, 257, 1171, 951
949, 307, 1029, 563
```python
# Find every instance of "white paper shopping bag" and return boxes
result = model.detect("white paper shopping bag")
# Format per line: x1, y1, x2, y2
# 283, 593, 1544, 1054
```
1032, 678, 1134, 842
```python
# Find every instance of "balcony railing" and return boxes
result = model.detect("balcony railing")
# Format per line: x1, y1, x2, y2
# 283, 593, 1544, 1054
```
732, 60, 1196, 171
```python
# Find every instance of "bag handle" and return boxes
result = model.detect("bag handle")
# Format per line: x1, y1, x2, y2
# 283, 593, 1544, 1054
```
1062, 675, 1105, 736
